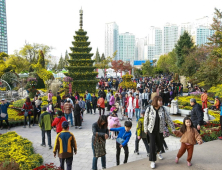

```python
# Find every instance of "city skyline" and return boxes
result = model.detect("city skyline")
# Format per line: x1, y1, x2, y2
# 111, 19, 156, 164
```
6, 0, 221, 62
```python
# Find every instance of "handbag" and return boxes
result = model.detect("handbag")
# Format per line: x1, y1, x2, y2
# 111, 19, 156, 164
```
116, 131, 126, 144
163, 126, 170, 138
93, 132, 106, 157
0, 113, 7, 118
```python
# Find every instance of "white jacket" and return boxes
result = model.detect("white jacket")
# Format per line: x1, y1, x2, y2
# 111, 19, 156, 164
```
144, 106, 175, 133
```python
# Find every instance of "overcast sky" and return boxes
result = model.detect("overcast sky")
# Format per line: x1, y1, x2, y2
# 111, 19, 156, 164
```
6, 0, 222, 62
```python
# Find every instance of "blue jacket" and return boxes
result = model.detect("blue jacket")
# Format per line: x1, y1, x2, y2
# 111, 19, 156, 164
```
0, 102, 10, 120
86, 93, 92, 102
110, 127, 132, 147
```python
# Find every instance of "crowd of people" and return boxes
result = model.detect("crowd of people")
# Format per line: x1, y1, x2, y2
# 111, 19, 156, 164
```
1, 74, 222, 170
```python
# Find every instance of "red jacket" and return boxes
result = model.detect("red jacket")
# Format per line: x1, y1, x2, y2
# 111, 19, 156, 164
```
51, 116, 67, 133
22, 102, 33, 115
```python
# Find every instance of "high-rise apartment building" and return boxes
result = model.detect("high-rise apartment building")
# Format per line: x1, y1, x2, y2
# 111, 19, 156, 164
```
135, 38, 145, 60
0, 0, 7, 53
162, 23, 178, 54
145, 26, 162, 60
118, 32, 135, 62
105, 22, 119, 60
194, 25, 215, 45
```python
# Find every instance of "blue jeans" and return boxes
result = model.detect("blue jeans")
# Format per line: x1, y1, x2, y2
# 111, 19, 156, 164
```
135, 108, 140, 121
65, 113, 73, 126
92, 142, 106, 170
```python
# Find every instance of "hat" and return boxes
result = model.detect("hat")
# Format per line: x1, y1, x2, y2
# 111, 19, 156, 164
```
190, 98, 196, 103
62, 121, 69, 128
215, 96, 219, 99
67, 98, 71, 101
1, 99, 5, 101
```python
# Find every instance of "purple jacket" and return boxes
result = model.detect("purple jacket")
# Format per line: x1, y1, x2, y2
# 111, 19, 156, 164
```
109, 96, 115, 105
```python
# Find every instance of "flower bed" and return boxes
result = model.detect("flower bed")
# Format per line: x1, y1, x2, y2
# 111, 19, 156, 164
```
0, 132, 43, 170
33, 163, 61, 170
177, 95, 214, 109
170, 111, 221, 142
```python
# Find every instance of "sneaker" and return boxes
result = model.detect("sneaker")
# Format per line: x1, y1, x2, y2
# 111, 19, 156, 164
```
187, 161, 192, 166
150, 162, 155, 169
93, 113, 95, 115
29, 126, 31, 128
165, 147, 169, 150
79, 126, 82, 129
40, 144, 46, 147
175, 157, 179, 163
7, 126, 10, 130
49, 146, 52, 150
157, 153, 163, 160
23, 126, 26, 128
147, 153, 149, 157
137, 152, 139, 155
71, 125, 74, 127
111, 136, 114, 140
0, 127, 2, 130
218, 137, 222, 140
75, 126, 78, 129
32, 124, 35, 126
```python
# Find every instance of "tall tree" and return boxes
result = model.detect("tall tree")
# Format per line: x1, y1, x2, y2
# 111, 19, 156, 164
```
64, 50, 69, 67
5, 55, 30, 73
208, 8, 222, 57
194, 8, 222, 86
94, 48, 101, 64
101, 53, 105, 61
19, 42, 53, 64
141, 60, 153, 76
57, 55, 64, 71
175, 31, 194, 67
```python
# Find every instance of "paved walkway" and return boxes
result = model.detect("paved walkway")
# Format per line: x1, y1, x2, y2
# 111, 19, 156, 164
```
108, 140, 222, 170
1, 110, 182, 170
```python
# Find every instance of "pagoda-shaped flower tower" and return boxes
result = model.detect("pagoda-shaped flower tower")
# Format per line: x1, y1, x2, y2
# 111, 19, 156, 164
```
65, 8, 98, 93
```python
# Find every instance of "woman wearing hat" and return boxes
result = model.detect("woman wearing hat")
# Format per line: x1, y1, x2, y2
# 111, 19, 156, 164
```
0, 99, 10, 130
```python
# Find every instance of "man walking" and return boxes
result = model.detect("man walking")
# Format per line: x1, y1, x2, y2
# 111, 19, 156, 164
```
39, 106, 53, 149
53, 121, 77, 170
190, 98, 204, 133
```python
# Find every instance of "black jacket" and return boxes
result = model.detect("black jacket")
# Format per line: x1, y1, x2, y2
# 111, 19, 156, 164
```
92, 122, 109, 143
100, 91, 106, 99
74, 104, 81, 116
92, 96, 97, 105
191, 103, 204, 126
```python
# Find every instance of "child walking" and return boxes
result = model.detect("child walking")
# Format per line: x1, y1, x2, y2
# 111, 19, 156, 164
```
108, 110, 121, 140
173, 117, 203, 166
134, 110, 150, 156
110, 121, 132, 166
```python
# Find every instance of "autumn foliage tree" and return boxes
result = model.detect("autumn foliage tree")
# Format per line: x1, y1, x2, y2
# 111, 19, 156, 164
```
111, 60, 124, 76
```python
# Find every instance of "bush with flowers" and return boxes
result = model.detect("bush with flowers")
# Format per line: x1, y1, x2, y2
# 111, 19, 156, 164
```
119, 73, 136, 89
0, 132, 43, 170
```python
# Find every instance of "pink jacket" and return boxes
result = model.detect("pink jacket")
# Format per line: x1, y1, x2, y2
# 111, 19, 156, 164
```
110, 106, 116, 112
48, 93, 53, 101
108, 116, 121, 129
